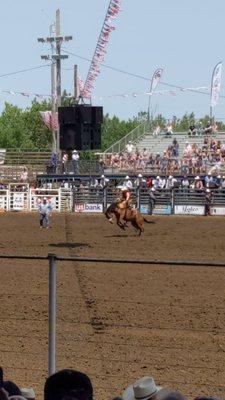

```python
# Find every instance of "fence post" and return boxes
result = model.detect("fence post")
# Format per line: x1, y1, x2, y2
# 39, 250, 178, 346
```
48, 253, 57, 376
137, 187, 140, 210
171, 189, 175, 214
103, 187, 107, 211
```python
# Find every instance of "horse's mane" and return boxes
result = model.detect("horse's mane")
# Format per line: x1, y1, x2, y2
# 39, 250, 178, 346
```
107, 202, 117, 212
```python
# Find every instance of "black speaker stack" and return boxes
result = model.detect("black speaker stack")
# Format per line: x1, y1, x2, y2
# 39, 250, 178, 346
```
58, 105, 103, 151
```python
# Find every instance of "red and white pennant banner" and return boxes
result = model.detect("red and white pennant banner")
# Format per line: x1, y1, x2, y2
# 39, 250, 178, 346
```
80, 0, 122, 99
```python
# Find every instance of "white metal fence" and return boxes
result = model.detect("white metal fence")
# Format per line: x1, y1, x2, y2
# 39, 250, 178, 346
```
1, 185, 225, 215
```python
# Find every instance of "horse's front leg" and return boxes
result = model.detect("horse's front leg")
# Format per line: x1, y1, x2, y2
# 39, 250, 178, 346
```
116, 213, 126, 230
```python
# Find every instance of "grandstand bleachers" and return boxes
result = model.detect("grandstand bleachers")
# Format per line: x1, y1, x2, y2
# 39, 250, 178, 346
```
135, 131, 225, 156
103, 129, 225, 175
5, 150, 51, 165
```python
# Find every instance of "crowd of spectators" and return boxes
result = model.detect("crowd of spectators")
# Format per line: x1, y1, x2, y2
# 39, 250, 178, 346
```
181, 137, 225, 175
114, 173, 225, 191
54, 173, 225, 195
105, 133, 225, 176
0, 367, 220, 400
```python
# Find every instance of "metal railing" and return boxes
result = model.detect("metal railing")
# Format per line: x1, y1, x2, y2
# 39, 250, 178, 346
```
1, 184, 225, 214
46, 160, 103, 176
103, 120, 152, 155
71, 187, 225, 215
103, 158, 225, 176
1, 252, 225, 379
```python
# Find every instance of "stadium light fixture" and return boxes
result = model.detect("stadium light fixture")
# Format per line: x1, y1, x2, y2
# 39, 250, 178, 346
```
52, 54, 68, 60
47, 37, 55, 43
38, 38, 46, 43
64, 36, 73, 41
41, 55, 50, 60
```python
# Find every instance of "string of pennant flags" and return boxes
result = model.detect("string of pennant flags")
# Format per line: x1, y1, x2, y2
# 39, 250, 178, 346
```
0, 85, 210, 101
0, 0, 222, 112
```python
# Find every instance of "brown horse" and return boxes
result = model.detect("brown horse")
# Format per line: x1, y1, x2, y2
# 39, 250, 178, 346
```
105, 202, 152, 236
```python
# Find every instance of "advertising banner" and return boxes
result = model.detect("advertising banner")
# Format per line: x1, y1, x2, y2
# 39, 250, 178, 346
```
210, 62, 223, 108
140, 204, 171, 215
174, 205, 204, 215
13, 193, 25, 211
74, 203, 103, 213
153, 205, 172, 215
211, 207, 225, 216
150, 68, 164, 94
140, 204, 149, 214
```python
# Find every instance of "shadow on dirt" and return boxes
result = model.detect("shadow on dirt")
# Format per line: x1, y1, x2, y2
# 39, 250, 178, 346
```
105, 234, 138, 238
49, 242, 90, 249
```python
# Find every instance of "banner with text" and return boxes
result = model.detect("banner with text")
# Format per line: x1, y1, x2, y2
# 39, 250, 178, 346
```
174, 205, 205, 215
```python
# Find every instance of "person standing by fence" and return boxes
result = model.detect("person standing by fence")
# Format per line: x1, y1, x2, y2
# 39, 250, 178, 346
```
148, 188, 156, 214
38, 197, 53, 229
62, 152, 68, 174
205, 189, 213, 216
72, 150, 79, 174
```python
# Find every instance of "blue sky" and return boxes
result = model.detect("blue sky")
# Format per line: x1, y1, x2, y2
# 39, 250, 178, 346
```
1, 0, 225, 121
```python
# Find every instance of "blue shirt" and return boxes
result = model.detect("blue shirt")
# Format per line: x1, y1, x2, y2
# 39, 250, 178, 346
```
38, 203, 52, 214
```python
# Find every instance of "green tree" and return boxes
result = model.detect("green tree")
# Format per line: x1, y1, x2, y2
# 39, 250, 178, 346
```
101, 113, 139, 150
22, 99, 52, 149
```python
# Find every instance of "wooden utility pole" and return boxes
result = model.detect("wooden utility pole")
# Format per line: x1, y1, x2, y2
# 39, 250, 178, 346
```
50, 23, 57, 153
55, 9, 61, 115
37, 9, 73, 155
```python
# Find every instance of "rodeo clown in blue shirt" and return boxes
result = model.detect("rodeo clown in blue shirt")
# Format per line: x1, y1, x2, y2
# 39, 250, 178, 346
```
38, 197, 53, 229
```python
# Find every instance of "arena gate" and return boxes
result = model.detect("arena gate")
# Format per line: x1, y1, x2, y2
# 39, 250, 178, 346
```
29, 188, 61, 212
9, 183, 30, 211
0, 189, 9, 211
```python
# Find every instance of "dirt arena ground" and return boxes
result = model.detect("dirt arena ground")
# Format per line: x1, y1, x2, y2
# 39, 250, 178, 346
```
1, 213, 225, 399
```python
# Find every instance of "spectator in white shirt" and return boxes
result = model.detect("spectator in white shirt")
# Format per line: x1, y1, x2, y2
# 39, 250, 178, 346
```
221, 176, 225, 189
126, 141, 134, 154
165, 121, 173, 136
20, 167, 28, 182
153, 124, 161, 137
123, 175, 133, 189
181, 176, 189, 191
72, 150, 79, 174
166, 175, 177, 190
153, 175, 165, 189
99, 174, 109, 188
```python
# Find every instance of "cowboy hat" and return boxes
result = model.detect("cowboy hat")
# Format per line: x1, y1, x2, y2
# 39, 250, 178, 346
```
125, 175, 130, 179
121, 187, 128, 191
20, 388, 35, 400
138, 174, 143, 178
122, 377, 162, 400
